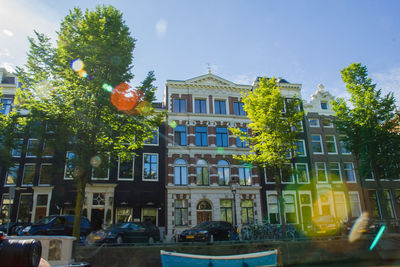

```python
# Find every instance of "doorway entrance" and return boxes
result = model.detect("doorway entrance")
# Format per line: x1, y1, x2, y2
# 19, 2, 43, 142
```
91, 209, 104, 230
196, 200, 212, 224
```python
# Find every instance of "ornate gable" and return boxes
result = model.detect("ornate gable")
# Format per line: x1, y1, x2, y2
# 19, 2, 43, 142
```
185, 73, 236, 87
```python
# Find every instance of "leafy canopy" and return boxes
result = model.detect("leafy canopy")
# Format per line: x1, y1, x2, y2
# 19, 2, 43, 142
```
230, 77, 304, 168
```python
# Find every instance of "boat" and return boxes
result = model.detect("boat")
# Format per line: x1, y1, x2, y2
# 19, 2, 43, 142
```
160, 249, 279, 267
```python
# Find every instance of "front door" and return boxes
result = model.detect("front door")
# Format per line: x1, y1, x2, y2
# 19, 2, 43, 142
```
91, 209, 104, 230
197, 211, 212, 224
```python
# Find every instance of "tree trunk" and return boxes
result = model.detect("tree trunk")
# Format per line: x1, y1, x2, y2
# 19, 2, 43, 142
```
72, 179, 85, 241
276, 168, 287, 237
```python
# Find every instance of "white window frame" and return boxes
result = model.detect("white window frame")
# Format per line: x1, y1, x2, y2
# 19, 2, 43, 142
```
343, 162, 356, 183
339, 135, 351, 155
315, 162, 328, 183
308, 118, 320, 127
264, 167, 275, 184
142, 153, 159, 182
282, 190, 299, 224
4, 164, 19, 186
266, 191, 281, 224
329, 162, 342, 183
39, 163, 52, 186
118, 155, 135, 181
141, 207, 159, 226
334, 191, 348, 222
295, 140, 307, 157
12, 138, 23, 158
22, 163, 36, 186
295, 163, 310, 184
320, 101, 328, 110
26, 138, 39, 158
299, 191, 313, 229
42, 139, 55, 158
311, 134, 324, 154
281, 163, 294, 184
115, 207, 133, 223
322, 118, 333, 128
325, 135, 338, 154
16, 193, 33, 223
349, 191, 362, 218
144, 130, 159, 146
91, 153, 110, 181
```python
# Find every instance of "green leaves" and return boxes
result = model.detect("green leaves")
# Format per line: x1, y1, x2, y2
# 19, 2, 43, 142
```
229, 77, 304, 168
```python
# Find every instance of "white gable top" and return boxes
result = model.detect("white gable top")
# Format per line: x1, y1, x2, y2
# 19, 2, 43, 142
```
167, 73, 250, 88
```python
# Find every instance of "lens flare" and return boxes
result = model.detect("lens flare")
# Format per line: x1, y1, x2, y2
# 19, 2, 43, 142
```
369, 225, 386, 250
110, 83, 139, 111
348, 212, 369, 243
168, 121, 177, 129
102, 83, 113, 92
78, 70, 88, 78
90, 156, 101, 167
217, 147, 225, 154
71, 59, 84, 72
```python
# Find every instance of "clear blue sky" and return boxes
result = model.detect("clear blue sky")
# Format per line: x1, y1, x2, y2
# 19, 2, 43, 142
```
1, 0, 399, 103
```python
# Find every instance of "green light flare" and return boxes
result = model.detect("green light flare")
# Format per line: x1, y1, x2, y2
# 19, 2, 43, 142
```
369, 225, 386, 251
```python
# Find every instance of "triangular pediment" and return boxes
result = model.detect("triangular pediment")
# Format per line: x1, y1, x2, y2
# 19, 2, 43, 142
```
184, 73, 236, 86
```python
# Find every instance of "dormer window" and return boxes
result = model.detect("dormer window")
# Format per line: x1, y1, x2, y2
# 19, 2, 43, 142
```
321, 101, 328, 110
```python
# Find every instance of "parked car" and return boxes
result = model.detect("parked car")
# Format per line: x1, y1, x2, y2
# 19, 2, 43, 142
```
18, 215, 92, 237
178, 221, 236, 242
91, 222, 160, 244
0, 222, 31, 235
343, 216, 381, 236
305, 215, 341, 236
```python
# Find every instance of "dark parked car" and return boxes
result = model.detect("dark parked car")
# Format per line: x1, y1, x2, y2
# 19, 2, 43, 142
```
0, 222, 31, 236
305, 215, 341, 236
18, 215, 92, 237
178, 221, 236, 242
91, 222, 160, 244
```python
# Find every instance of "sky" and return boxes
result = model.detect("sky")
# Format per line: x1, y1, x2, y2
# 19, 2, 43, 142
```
1, 0, 399, 104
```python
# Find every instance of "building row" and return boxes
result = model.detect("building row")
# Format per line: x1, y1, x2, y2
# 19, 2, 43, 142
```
1, 67, 399, 240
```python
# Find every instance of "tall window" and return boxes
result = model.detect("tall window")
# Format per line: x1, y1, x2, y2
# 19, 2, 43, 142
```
343, 163, 356, 182
92, 154, 110, 180
144, 130, 159, 145
320, 101, 328, 110
196, 159, 209, 185
216, 127, 228, 147
195, 126, 208, 146
238, 165, 251, 185
142, 208, 158, 225
118, 155, 134, 180
267, 193, 280, 224
308, 119, 319, 127
284, 194, 297, 223
174, 159, 188, 185
349, 192, 361, 218
334, 192, 347, 221
218, 160, 230, 185
339, 136, 351, 154
281, 164, 294, 183
214, 100, 226, 114
39, 164, 52, 185
295, 163, 309, 183
233, 102, 245, 116
64, 152, 76, 180
315, 162, 327, 183
26, 139, 40, 158
143, 153, 158, 181
325, 135, 337, 154
294, 140, 306, 157
241, 200, 254, 224
220, 200, 232, 223
174, 125, 187, 146
115, 208, 132, 223
174, 199, 188, 226
173, 99, 186, 112
42, 139, 55, 157
5, 165, 19, 185
311, 135, 323, 154
17, 194, 32, 223
22, 164, 35, 185
329, 163, 342, 182
236, 128, 248, 148
11, 139, 23, 157
1, 194, 13, 224
383, 190, 395, 219
195, 99, 206, 113
0, 99, 12, 115
322, 119, 333, 127
368, 190, 381, 218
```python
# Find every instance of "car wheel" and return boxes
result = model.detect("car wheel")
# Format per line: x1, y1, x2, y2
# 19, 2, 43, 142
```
148, 237, 154, 244
116, 235, 124, 244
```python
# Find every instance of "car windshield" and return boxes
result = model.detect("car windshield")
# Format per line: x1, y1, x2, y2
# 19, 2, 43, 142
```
34, 216, 56, 225
192, 222, 212, 229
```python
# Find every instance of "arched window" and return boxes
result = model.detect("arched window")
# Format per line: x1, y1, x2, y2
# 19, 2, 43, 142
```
196, 200, 212, 223
174, 159, 187, 185
197, 200, 212, 210
196, 159, 209, 186
217, 160, 230, 185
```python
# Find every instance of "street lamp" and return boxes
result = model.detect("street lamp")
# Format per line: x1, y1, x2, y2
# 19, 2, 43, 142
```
230, 180, 239, 229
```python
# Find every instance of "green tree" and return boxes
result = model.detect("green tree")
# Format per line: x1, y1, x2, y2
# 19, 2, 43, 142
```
332, 63, 400, 218
15, 5, 163, 240
230, 77, 304, 230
